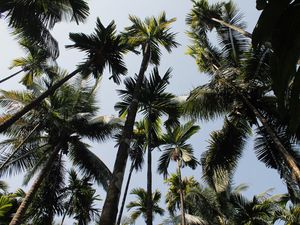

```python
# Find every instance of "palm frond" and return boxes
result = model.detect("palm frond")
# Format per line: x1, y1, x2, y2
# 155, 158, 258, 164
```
69, 138, 112, 190
201, 117, 250, 192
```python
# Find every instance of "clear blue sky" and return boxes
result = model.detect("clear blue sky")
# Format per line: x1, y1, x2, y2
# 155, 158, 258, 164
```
0, 0, 286, 224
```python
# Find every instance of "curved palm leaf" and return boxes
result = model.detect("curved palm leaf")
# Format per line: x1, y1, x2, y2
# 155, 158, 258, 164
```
201, 117, 251, 192
0, 0, 90, 58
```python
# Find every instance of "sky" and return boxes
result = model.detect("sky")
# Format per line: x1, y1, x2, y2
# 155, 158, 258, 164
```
0, 0, 287, 224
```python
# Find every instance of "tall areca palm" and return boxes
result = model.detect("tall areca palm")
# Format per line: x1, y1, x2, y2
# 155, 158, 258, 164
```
99, 13, 178, 225
186, 0, 300, 192
126, 188, 164, 224
158, 121, 199, 225
0, 77, 117, 225
0, 0, 89, 58
165, 174, 204, 225
116, 121, 145, 225
115, 67, 180, 225
60, 169, 100, 225
0, 18, 128, 133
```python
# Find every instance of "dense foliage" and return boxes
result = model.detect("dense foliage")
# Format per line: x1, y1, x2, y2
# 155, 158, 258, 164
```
0, 0, 300, 224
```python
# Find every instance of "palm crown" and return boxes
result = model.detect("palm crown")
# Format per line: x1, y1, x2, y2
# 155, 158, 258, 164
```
67, 18, 128, 84
122, 12, 179, 65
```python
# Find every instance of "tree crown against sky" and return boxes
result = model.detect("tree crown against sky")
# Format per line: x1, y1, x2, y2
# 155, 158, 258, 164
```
1, 0, 299, 224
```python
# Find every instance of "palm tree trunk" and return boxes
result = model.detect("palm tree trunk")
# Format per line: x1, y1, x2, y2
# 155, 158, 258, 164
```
240, 94, 300, 184
146, 116, 153, 225
0, 69, 24, 84
0, 68, 81, 133
210, 17, 252, 38
116, 162, 135, 225
99, 44, 151, 225
220, 75, 300, 183
9, 145, 61, 225
60, 195, 74, 225
177, 162, 186, 225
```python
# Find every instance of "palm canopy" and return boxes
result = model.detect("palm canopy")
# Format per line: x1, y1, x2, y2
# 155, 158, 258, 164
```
0, 18, 129, 134
185, 0, 300, 196
186, 0, 249, 73
7, 37, 57, 87
0, 187, 25, 224
126, 188, 164, 223
122, 12, 179, 65
201, 117, 251, 192
66, 18, 128, 84
115, 67, 180, 128
0, 75, 117, 189
62, 169, 100, 225
0, 0, 89, 58
158, 121, 200, 178
165, 174, 200, 216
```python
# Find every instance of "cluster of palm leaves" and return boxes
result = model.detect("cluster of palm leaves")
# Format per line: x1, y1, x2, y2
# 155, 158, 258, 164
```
0, 0, 300, 224
185, 0, 300, 201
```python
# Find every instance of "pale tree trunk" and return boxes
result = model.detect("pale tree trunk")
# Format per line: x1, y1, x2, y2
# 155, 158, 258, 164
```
177, 161, 186, 225
99, 45, 151, 225
211, 17, 252, 38
116, 162, 135, 225
146, 115, 153, 225
0, 69, 24, 84
9, 145, 61, 225
0, 68, 81, 133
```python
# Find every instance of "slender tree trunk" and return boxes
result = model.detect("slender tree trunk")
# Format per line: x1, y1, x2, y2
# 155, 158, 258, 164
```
116, 163, 134, 225
0, 123, 40, 170
99, 45, 151, 225
9, 145, 61, 225
177, 162, 186, 225
0, 68, 81, 133
240, 94, 300, 184
146, 116, 153, 225
211, 17, 252, 38
0, 69, 24, 84
60, 195, 74, 225
220, 75, 300, 183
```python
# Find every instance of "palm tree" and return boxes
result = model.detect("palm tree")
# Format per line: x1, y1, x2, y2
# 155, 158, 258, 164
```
0, 18, 128, 133
165, 174, 205, 225
158, 121, 199, 225
0, 77, 117, 225
0, 0, 89, 58
99, 13, 178, 225
126, 188, 164, 224
116, 121, 145, 225
230, 190, 282, 225
0, 181, 25, 224
60, 169, 100, 225
275, 202, 300, 225
0, 37, 56, 86
115, 67, 179, 225
186, 0, 300, 191
187, 0, 252, 39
